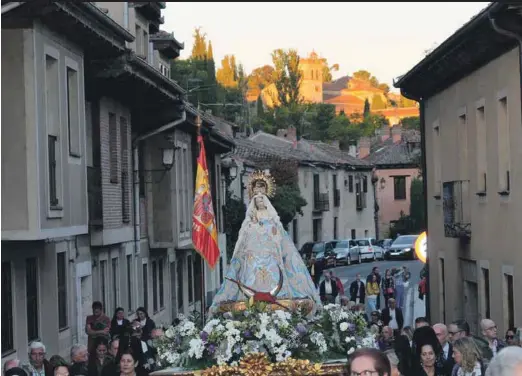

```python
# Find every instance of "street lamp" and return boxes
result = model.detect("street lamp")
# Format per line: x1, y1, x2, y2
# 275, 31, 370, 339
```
229, 160, 238, 179
162, 147, 175, 170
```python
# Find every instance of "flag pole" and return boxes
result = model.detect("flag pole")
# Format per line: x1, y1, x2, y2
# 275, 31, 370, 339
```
196, 106, 206, 323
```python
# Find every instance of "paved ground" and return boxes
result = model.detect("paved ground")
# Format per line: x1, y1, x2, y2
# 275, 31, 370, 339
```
319, 259, 426, 327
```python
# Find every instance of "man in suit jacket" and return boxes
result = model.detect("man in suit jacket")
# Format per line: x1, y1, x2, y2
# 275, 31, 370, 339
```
381, 298, 404, 334
349, 273, 366, 304
319, 270, 338, 304
433, 323, 455, 376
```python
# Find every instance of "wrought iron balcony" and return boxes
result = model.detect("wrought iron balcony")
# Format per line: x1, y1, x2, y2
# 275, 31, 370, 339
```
88, 166, 103, 226
313, 193, 330, 212
443, 180, 471, 239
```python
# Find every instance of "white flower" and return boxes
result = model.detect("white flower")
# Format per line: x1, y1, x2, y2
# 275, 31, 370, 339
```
339, 322, 349, 332
347, 347, 355, 355
165, 327, 176, 339
187, 338, 205, 359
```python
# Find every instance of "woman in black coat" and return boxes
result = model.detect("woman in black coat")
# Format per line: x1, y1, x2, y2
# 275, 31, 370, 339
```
110, 307, 131, 340
135, 307, 156, 343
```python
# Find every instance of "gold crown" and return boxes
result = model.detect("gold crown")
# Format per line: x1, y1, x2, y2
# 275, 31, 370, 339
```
247, 170, 276, 199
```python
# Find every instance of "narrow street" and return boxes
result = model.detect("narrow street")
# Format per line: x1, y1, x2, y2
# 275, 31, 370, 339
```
323, 260, 426, 327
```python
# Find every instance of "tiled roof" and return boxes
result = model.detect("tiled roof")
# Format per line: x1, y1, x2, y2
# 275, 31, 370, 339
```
373, 107, 419, 117
324, 94, 365, 104
240, 132, 370, 168
365, 131, 421, 166
183, 102, 235, 144
323, 75, 351, 92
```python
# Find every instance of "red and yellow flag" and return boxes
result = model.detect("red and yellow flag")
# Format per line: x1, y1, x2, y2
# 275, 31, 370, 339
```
192, 134, 220, 269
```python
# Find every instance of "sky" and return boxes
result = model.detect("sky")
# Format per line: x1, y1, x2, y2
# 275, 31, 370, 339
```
163, 2, 489, 90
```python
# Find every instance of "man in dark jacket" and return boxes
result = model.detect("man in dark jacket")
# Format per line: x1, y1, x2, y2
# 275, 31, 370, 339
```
381, 298, 404, 334
433, 323, 455, 376
70, 344, 89, 376
349, 273, 366, 304
319, 270, 338, 303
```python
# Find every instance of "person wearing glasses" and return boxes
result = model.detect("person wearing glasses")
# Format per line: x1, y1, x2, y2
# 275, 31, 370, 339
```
480, 319, 505, 357
504, 328, 519, 347
347, 348, 391, 376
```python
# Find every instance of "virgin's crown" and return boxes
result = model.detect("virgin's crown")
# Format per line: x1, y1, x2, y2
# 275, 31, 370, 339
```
247, 170, 276, 199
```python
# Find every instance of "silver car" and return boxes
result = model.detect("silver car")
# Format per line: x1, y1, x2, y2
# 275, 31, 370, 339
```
351, 238, 385, 262
388, 235, 419, 260
333, 240, 362, 265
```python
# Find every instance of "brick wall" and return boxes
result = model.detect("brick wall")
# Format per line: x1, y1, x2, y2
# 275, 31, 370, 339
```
98, 97, 133, 230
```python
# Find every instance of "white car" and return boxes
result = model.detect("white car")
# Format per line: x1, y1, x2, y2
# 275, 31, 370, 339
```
333, 240, 362, 265
351, 238, 384, 261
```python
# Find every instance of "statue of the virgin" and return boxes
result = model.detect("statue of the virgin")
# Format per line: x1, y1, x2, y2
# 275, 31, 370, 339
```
209, 171, 321, 316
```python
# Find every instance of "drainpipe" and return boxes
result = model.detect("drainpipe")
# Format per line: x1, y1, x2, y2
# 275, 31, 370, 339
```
489, 13, 522, 126
131, 110, 186, 300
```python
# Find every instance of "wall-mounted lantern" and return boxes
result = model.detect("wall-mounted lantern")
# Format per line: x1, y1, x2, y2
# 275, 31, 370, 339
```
162, 147, 175, 170
380, 177, 386, 190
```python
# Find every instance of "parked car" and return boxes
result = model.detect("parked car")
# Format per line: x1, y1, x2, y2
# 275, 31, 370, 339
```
333, 240, 362, 265
378, 238, 393, 259
300, 241, 338, 268
351, 238, 384, 262
388, 235, 419, 260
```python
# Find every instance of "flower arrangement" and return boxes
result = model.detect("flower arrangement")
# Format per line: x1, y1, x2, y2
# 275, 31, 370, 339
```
154, 303, 376, 371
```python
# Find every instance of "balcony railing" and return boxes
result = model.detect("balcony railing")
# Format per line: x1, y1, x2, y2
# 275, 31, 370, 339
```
443, 180, 471, 239
333, 189, 341, 208
313, 193, 330, 212
356, 191, 367, 211
88, 166, 103, 226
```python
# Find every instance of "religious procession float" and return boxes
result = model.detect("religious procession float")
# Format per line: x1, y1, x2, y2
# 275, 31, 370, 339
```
151, 149, 377, 376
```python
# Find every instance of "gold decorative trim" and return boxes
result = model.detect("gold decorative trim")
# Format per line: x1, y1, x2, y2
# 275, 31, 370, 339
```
247, 170, 276, 199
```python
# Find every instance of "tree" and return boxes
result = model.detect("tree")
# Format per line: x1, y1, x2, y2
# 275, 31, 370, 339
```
399, 95, 417, 108
363, 98, 371, 117
271, 48, 302, 107
309, 103, 336, 141
247, 65, 275, 97
401, 116, 420, 130
371, 94, 386, 110
327, 113, 363, 149
256, 96, 264, 117
322, 60, 339, 83
265, 159, 307, 230
378, 83, 390, 94
353, 70, 372, 81
216, 55, 238, 88
191, 27, 207, 59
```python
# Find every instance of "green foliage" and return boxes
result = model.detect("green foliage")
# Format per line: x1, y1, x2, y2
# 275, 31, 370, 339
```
401, 116, 420, 130
257, 159, 307, 230
388, 178, 425, 238
256, 96, 264, 117
247, 65, 275, 98
223, 191, 246, 261
308, 103, 336, 141
399, 95, 417, 108
371, 94, 386, 110
363, 99, 370, 117
271, 49, 303, 107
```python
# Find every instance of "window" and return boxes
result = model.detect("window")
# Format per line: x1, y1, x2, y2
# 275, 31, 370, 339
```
48, 135, 59, 207
188, 255, 194, 304
333, 175, 340, 207
159, 259, 164, 309
476, 106, 487, 193
362, 176, 368, 193
143, 30, 149, 59
66, 67, 80, 157
109, 113, 118, 184
313, 174, 320, 198
2, 262, 14, 353
183, 148, 190, 232
152, 261, 158, 313
120, 117, 130, 222
348, 175, 354, 193
497, 96, 510, 192
26, 258, 39, 341
458, 113, 468, 179
351, 229, 356, 239
142, 263, 148, 310
433, 121, 441, 195
482, 268, 490, 319
135, 25, 143, 55
505, 274, 514, 329
112, 258, 119, 309
219, 259, 224, 284
333, 217, 338, 239
100, 260, 107, 310
126, 255, 133, 311
292, 219, 298, 245
364, 230, 369, 237
57, 252, 67, 329
393, 176, 407, 200
312, 219, 322, 242
177, 257, 184, 310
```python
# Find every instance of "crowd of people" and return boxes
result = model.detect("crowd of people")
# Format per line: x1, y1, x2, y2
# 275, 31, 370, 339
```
347, 317, 522, 376
3, 302, 159, 376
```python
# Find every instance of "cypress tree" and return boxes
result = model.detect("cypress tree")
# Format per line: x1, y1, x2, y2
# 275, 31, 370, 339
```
363, 98, 371, 117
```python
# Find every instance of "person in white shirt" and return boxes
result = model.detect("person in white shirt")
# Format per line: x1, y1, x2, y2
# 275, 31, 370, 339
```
319, 270, 338, 303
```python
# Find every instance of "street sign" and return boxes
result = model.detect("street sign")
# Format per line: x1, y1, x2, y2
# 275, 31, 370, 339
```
415, 232, 427, 263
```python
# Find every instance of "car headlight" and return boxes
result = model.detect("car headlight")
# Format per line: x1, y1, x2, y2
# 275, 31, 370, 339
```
404, 248, 411, 252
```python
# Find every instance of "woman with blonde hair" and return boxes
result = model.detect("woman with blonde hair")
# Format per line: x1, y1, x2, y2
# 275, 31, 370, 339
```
452, 337, 484, 376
